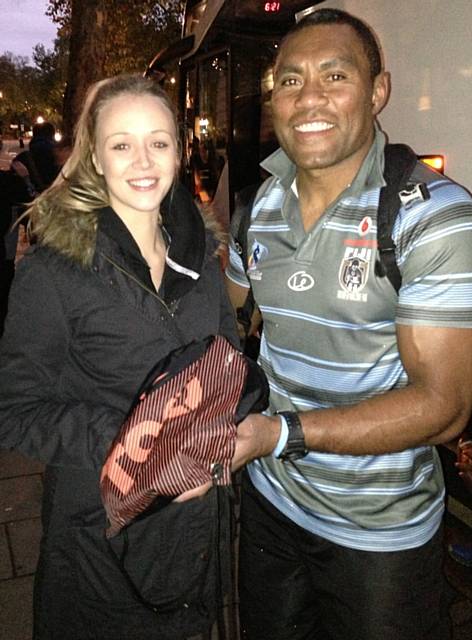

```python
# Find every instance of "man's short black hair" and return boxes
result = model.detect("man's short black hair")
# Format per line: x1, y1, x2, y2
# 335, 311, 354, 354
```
285, 7, 383, 81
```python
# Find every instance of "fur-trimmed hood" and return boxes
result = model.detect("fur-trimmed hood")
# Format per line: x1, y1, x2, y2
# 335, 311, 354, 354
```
37, 182, 226, 269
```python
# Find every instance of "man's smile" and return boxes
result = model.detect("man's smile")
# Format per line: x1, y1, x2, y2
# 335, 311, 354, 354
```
294, 121, 335, 133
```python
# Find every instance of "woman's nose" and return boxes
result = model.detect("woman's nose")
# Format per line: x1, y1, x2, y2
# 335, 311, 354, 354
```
133, 144, 153, 169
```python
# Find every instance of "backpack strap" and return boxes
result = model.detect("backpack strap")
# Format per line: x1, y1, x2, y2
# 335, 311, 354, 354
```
375, 143, 429, 293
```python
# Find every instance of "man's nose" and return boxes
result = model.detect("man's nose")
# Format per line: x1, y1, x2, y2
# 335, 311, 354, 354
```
295, 78, 329, 108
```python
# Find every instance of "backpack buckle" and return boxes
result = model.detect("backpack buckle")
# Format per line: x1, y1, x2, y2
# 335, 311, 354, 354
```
399, 182, 430, 208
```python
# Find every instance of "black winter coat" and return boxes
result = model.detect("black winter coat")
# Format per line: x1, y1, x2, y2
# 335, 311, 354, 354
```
0, 187, 239, 639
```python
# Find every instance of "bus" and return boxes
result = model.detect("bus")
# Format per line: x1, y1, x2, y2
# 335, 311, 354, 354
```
146, 0, 472, 226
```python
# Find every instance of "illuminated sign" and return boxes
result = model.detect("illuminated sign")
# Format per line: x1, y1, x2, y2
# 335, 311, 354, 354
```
419, 155, 445, 174
264, 2, 281, 12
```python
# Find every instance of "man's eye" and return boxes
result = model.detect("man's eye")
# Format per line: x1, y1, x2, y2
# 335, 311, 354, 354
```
328, 73, 346, 81
280, 77, 299, 87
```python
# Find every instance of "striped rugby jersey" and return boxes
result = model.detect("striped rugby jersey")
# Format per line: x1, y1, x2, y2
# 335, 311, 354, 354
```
226, 129, 472, 551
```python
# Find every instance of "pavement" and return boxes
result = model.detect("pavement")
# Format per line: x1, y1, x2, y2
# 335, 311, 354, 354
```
0, 447, 471, 640
0, 450, 43, 640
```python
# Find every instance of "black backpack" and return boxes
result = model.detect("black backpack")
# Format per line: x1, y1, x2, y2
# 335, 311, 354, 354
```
231, 143, 430, 347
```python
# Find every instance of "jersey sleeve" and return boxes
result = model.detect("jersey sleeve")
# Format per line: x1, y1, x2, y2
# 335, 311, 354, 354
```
395, 178, 472, 328
225, 234, 250, 288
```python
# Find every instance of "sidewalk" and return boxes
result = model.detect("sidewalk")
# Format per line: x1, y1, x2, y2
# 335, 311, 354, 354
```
0, 448, 471, 639
0, 450, 43, 640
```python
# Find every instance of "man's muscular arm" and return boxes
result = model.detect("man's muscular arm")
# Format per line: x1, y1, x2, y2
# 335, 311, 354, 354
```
233, 324, 472, 469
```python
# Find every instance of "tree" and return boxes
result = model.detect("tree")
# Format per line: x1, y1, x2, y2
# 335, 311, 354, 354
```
61, 0, 110, 140
0, 53, 43, 136
47, 0, 184, 140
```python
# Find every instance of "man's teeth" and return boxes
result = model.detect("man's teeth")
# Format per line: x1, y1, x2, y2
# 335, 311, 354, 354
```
128, 179, 157, 187
295, 122, 334, 132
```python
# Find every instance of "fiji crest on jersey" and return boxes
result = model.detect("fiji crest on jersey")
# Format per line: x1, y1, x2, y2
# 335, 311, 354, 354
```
337, 247, 372, 302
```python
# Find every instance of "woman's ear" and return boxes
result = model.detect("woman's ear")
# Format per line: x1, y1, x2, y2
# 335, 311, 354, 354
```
92, 151, 103, 175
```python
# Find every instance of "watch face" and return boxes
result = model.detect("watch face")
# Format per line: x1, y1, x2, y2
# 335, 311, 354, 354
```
277, 411, 307, 461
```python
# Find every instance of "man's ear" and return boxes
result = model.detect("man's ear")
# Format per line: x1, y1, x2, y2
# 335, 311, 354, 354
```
372, 71, 390, 117
92, 151, 103, 175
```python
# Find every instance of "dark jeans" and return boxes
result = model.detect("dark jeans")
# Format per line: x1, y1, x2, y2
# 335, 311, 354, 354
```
238, 472, 451, 640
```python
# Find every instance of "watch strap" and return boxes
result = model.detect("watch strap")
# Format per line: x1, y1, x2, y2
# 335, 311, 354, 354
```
276, 411, 308, 461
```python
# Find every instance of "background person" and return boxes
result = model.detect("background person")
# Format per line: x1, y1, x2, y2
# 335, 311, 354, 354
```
0, 166, 31, 334
0, 73, 238, 640
226, 8, 472, 640
13, 121, 59, 194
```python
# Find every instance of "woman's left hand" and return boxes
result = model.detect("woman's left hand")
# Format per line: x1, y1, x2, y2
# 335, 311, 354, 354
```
173, 481, 213, 502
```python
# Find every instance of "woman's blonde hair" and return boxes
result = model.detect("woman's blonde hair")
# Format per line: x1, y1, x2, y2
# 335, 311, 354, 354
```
27, 73, 179, 265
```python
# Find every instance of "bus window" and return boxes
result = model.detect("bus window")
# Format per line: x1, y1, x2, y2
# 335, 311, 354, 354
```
183, 52, 228, 208
147, 0, 319, 215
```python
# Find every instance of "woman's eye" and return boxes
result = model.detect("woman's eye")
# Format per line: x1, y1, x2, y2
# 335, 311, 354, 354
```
152, 141, 169, 149
112, 143, 128, 151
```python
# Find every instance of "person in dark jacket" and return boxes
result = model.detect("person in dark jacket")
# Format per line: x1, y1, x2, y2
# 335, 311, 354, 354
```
14, 121, 59, 193
0, 74, 239, 640
0, 168, 32, 334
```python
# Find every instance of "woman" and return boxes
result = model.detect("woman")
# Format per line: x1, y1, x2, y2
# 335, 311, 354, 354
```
0, 74, 239, 639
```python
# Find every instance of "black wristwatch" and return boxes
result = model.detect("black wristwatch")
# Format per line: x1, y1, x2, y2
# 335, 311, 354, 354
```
276, 411, 308, 461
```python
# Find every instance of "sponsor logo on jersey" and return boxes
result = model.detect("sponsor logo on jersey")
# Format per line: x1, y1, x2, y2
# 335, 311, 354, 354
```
248, 239, 268, 271
288, 271, 315, 292
358, 216, 372, 236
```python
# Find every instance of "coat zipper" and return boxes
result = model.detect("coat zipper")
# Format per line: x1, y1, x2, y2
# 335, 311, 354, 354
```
99, 252, 176, 317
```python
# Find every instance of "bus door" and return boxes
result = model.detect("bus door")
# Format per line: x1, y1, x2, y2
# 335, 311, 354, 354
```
181, 48, 229, 212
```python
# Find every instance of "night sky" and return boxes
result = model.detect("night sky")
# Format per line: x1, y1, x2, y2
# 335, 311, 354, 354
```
1, 0, 57, 62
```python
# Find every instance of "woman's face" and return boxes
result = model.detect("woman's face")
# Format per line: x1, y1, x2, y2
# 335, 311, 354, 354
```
93, 93, 178, 223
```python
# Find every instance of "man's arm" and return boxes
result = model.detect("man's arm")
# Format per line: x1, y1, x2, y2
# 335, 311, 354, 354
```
232, 323, 472, 468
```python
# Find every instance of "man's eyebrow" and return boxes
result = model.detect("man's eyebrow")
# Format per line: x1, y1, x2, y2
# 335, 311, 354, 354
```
274, 62, 303, 77
319, 56, 357, 71
275, 56, 358, 76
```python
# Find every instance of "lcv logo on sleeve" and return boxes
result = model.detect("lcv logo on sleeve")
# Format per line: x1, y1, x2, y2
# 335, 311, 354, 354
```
337, 247, 372, 302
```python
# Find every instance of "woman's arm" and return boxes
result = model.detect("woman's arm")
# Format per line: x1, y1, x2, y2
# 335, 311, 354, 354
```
0, 254, 123, 469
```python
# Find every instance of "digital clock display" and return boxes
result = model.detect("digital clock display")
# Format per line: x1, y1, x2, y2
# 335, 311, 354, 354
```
264, 2, 281, 12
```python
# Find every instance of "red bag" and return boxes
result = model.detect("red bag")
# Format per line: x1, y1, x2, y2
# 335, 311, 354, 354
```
100, 335, 268, 537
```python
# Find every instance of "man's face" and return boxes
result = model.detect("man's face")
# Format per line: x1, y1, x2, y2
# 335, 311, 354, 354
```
271, 23, 388, 175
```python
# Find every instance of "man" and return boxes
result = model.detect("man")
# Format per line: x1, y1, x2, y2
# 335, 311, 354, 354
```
226, 8, 472, 640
